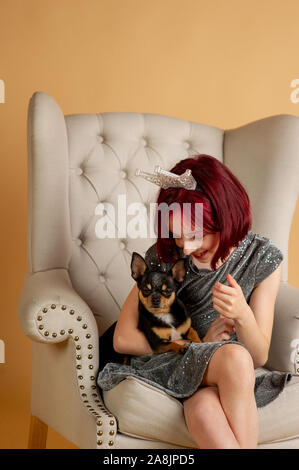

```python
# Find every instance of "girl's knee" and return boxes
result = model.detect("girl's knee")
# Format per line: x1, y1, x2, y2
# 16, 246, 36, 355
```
201, 343, 255, 388
221, 343, 254, 366
219, 344, 255, 386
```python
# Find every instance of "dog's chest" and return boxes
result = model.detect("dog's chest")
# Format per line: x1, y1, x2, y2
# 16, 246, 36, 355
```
154, 313, 182, 340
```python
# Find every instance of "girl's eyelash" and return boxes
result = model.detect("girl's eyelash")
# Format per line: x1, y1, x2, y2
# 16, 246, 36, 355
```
171, 233, 194, 238
171, 231, 204, 240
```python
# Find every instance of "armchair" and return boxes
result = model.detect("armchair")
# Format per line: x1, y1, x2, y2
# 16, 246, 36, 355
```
18, 91, 299, 449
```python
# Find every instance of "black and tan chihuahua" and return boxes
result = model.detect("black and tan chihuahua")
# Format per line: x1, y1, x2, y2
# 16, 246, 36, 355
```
131, 252, 201, 354
98, 251, 201, 371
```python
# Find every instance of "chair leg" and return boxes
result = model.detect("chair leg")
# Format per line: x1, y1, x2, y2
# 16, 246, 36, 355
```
28, 414, 48, 449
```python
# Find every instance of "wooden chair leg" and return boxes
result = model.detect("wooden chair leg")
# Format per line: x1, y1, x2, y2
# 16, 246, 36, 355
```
28, 414, 48, 449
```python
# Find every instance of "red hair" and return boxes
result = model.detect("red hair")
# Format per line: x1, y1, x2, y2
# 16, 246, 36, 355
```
154, 154, 252, 271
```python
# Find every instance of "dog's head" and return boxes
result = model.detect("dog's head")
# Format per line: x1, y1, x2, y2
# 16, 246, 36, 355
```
130, 252, 187, 314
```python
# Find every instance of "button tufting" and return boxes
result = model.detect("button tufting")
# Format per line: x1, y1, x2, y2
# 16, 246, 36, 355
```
185, 141, 191, 149
76, 168, 83, 175
140, 138, 147, 147
97, 135, 104, 143
120, 170, 127, 179
76, 239, 82, 246
99, 275, 106, 283
119, 241, 126, 250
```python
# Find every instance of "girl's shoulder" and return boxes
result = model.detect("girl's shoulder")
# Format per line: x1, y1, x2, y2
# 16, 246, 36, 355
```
248, 231, 284, 286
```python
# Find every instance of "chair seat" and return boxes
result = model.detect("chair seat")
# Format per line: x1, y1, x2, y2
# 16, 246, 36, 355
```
103, 369, 299, 448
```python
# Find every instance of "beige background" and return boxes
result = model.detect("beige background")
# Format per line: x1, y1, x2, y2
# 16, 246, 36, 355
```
0, 0, 298, 449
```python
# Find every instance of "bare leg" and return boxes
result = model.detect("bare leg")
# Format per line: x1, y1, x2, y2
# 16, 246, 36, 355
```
183, 386, 240, 449
183, 343, 258, 449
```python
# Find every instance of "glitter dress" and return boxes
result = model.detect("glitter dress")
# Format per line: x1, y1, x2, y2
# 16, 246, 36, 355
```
97, 231, 291, 408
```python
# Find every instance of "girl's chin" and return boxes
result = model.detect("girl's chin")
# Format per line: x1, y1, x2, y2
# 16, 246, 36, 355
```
193, 250, 209, 260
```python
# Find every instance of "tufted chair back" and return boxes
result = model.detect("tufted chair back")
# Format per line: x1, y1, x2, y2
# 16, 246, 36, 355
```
28, 92, 227, 337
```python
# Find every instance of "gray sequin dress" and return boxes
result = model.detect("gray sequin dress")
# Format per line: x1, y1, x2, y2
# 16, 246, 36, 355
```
97, 231, 291, 408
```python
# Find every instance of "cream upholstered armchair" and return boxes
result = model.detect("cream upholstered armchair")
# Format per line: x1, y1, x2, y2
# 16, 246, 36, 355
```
18, 91, 299, 449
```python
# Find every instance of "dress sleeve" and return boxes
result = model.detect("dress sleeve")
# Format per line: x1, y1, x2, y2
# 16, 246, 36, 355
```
254, 239, 284, 287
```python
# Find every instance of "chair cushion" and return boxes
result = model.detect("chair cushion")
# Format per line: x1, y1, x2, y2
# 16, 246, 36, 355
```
102, 370, 299, 448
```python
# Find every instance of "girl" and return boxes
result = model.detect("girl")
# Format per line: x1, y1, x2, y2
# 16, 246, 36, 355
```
97, 154, 290, 449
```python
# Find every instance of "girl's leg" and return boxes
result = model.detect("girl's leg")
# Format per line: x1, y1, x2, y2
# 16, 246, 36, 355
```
201, 343, 258, 448
183, 343, 258, 449
183, 386, 241, 449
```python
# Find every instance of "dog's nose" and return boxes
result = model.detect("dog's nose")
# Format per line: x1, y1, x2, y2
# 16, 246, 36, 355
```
151, 296, 161, 306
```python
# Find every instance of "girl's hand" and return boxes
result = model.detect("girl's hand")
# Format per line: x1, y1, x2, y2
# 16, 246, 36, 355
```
202, 315, 235, 342
211, 273, 250, 321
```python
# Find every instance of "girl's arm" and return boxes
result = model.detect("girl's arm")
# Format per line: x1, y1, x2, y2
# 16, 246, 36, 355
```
211, 265, 282, 368
113, 283, 153, 356
233, 264, 282, 368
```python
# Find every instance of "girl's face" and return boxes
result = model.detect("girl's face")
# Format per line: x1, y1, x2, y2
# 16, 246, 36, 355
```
168, 213, 220, 263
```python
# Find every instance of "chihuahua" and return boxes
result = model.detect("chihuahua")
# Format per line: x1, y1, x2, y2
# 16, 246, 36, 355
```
98, 251, 201, 373
131, 251, 201, 354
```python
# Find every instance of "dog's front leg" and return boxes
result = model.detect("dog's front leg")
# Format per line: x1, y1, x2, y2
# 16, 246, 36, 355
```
154, 341, 189, 354
186, 326, 202, 343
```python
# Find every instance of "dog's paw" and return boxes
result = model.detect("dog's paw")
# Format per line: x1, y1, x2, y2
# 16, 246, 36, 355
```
169, 342, 189, 354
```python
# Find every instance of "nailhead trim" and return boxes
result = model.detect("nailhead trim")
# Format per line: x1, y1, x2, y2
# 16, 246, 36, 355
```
35, 303, 117, 447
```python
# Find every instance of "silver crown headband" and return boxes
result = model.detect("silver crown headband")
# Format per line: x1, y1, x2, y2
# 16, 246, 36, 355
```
135, 165, 204, 192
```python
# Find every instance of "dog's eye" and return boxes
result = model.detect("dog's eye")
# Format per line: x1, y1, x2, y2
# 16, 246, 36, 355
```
163, 288, 172, 294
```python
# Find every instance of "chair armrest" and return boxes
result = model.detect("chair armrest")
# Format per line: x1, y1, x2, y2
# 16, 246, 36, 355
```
265, 282, 299, 374
18, 268, 118, 447
18, 268, 98, 343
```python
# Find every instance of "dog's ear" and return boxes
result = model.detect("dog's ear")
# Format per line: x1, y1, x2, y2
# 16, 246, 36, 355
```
131, 252, 148, 281
169, 258, 187, 283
